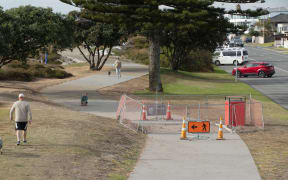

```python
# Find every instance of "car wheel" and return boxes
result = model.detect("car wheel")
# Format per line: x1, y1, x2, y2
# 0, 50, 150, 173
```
258, 71, 266, 78
215, 60, 221, 66
267, 74, 273, 78
233, 60, 238, 66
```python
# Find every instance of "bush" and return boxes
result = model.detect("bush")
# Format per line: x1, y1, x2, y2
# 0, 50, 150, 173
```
45, 69, 72, 79
179, 50, 214, 72
0, 68, 33, 81
0, 62, 72, 81
129, 36, 149, 49
6, 62, 30, 69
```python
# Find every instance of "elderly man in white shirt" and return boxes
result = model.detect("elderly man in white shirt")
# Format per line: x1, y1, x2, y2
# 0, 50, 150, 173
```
10, 93, 32, 146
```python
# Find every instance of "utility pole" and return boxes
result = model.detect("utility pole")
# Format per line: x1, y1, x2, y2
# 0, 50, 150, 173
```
263, 19, 265, 43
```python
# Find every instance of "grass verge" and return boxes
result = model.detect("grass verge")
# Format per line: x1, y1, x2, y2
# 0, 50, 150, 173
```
0, 92, 145, 179
248, 42, 274, 47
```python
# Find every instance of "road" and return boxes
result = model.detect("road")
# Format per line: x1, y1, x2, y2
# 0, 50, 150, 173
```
220, 45, 288, 109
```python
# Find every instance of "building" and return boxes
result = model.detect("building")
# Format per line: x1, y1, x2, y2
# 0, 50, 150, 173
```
270, 13, 288, 34
225, 7, 288, 33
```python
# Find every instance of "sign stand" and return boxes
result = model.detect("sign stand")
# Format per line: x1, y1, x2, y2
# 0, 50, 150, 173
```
186, 106, 210, 140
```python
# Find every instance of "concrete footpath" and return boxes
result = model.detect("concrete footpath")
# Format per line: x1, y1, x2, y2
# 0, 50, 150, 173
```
129, 133, 260, 180
41, 61, 261, 180
41, 61, 147, 119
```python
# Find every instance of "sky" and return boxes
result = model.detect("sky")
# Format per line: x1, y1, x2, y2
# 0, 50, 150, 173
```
0, 0, 287, 14
0, 0, 79, 14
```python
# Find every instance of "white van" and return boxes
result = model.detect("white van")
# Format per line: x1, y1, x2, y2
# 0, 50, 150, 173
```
213, 48, 248, 65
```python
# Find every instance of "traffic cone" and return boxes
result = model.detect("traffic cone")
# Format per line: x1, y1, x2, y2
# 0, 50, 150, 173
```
180, 117, 187, 140
141, 104, 147, 121
166, 101, 172, 120
217, 117, 224, 140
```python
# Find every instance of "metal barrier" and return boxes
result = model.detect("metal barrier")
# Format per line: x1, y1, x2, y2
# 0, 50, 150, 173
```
116, 94, 264, 133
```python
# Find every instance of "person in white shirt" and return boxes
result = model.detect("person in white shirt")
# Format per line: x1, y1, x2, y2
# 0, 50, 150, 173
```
114, 57, 122, 79
10, 93, 32, 146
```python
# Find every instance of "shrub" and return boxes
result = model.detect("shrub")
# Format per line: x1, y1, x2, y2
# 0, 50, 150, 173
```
179, 50, 214, 72
0, 68, 33, 81
0, 62, 72, 81
52, 70, 72, 79
6, 61, 30, 69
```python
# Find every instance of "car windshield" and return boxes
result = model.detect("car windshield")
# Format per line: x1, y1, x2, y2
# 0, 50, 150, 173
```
246, 63, 254, 68
243, 50, 248, 55
262, 63, 272, 67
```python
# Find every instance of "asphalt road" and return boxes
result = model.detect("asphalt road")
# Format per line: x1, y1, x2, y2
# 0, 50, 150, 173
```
220, 45, 288, 109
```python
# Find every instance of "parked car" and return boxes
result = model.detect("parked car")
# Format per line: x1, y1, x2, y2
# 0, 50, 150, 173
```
232, 62, 275, 78
234, 39, 244, 47
245, 37, 252, 43
213, 48, 249, 65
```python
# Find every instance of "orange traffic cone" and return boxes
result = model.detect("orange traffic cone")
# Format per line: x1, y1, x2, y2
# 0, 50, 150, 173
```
166, 101, 172, 120
180, 117, 187, 140
217, 117, 224, 140
141, 104, 147, 121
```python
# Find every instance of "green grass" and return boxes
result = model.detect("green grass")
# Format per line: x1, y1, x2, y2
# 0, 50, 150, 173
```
250, 42, 274, 47
136, 67, 288, 124
137, 67, 269, 101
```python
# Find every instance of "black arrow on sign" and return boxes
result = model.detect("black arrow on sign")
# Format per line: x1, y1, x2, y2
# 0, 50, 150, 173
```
191, 125, 198, 129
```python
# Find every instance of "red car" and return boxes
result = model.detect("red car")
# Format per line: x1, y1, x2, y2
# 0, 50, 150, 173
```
232, 62, 275, 78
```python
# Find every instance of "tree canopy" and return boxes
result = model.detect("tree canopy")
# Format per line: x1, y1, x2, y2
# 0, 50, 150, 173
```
68, 11, 127, 70
0, 6, 73, 68
60, 0, 267, 91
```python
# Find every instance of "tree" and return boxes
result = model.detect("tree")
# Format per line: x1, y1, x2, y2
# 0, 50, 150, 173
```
161, 8, 232, 71
0, 7, 22, 68
255, 19, 273, 37
3, 6, 73, 64
68, 11, 127, 70
60, 0, 267, 92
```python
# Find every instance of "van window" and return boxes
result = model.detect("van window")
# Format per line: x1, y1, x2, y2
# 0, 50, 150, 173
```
227, 51, 236, 56
236, 51, 241, 56
214, 52, 220, 56
243, 50, 248, 55
223, 51, 229, 56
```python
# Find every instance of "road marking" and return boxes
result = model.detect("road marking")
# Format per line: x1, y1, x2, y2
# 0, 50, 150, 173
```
275, 67, 288, 73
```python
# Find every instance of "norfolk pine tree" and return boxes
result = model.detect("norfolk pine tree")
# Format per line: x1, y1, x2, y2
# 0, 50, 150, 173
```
60, 0, 267, 92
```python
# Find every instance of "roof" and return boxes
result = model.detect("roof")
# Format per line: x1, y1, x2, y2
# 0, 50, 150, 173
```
270, 14, 288, 23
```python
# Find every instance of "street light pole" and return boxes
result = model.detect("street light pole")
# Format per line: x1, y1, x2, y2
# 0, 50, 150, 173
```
263, 19, 265, 43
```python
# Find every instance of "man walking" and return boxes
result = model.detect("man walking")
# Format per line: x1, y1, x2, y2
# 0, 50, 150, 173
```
114, 57, 122, 79
10, 93, 32, 145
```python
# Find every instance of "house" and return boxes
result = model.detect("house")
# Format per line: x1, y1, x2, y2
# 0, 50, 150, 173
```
270, 14, 288, 48
270, 14, 288, 34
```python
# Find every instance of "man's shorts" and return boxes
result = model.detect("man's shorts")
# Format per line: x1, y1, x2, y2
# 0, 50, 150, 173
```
15, 122, 28, 131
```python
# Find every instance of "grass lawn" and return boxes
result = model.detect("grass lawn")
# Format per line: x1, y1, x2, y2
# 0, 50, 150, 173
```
0, 75, 145, 180
248, 42, 274, 47
134, 67, 288, 179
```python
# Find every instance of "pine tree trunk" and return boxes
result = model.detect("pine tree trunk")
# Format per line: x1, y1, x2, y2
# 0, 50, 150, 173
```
149, 31, 163, 92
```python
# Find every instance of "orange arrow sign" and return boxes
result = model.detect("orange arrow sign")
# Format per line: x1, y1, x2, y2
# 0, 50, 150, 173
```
188, 121, 210, 133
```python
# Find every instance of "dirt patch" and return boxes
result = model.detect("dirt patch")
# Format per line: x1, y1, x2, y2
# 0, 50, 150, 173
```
0, 64, 145, 180
98, 75, 149, 97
